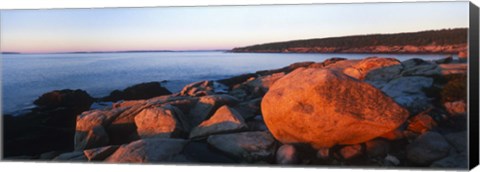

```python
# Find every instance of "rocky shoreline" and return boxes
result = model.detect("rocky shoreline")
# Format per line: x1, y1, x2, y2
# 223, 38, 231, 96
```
2, 56, 468, 169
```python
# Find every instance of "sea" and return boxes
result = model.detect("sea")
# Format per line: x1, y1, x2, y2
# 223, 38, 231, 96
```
1, 51, 456, 115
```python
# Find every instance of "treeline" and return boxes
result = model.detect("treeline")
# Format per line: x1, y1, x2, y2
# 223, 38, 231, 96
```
231, 28, 467, 52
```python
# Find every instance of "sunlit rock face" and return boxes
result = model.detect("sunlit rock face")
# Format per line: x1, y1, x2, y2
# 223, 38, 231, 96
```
105, 138, 187, 163
189, 105, 247, 139
134, 104, 188, 139
261, 68, 409, 148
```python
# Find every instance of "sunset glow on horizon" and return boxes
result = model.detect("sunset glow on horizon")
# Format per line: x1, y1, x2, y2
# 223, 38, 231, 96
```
0, 2, 469, 54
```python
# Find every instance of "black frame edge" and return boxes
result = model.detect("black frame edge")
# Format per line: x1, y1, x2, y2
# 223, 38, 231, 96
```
469, 1, 480, 170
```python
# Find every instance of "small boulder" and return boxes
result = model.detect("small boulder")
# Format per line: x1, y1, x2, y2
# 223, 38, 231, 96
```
180, 80, 215, 96
339, 144, 363, 160
406, 132, 451, 165
401, 59, 441, 76
381, 76, 434, 114
407, 112, 436, 134
74, 125, 109, 151
207, 131, 276, 162
134, 105, 187, 139
189, 105, 247, 139
232, 98, 262, 120
105, 138, 187, 163
84, 145, 119, 161
342, 57, 401, 80
262, 68, 409, 148
444, 101, 466, 117
187, 94, 240, 129
276, 144, 299, 165
34, 89, 94, 111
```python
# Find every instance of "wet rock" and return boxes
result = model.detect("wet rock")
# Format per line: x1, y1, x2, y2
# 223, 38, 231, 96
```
276, 144, 299, 165
187, 94, 240, 129
262, 68, 408, 148
83, 145, 119, 161
34, 89, 94, 111
105, 138, 187, 163
190, 105, 247, 139
406, 132, 451, 165
134, 105, 187, 139
102, 82, 171, 102
207, 131, 276, 162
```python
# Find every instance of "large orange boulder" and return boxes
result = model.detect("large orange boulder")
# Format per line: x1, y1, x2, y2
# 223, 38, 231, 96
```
261, 68, 409, 148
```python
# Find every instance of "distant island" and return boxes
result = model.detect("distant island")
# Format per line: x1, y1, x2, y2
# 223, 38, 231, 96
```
230, 28, 467, 55
0, 49, 228, 55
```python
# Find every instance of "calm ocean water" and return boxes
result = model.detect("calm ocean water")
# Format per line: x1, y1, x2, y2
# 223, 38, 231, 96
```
1, 51, 455, 115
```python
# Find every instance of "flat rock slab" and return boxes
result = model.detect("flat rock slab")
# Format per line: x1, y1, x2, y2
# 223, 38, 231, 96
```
190, 105, 247, 139
262, 68, 409, 148
105, 138, 187, 163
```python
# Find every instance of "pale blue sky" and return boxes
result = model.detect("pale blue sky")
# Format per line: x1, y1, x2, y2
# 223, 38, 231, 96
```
0, 1, 469, 53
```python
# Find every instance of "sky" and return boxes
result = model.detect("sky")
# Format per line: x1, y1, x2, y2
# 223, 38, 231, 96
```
0, 1, 469, 53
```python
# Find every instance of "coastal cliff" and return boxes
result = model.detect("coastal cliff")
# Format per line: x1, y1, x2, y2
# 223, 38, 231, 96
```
231, 29, 467, 55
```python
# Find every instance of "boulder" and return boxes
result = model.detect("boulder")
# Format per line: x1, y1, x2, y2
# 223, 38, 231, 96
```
74, 108, 127, 151
180, 80, 215, 96
243, 72, 286, 98
187, 95, 240, 129
364, 65, 403, 89
105, 138, 187, 163
406, 132, 451, 165
207, 131, 276, 162
339, 144, 363, 160
53, 151, 87, 161
134, 105, 188, 139
444, 101, 466, 116
217, 73, 258, 89
434, 56, 453, 64
182, 141, 237, 163
342, 57, 401, 80
84, 145, 119, 161
381, 76, 434, 114
443, 131, 467, 153
276, 144, 299, 165
33, 89, 94, 111
430, 152, 468, 169
262, 68, 409, 148
106, 103, 153, 145
232, 98, 262, 120
190, 105, 247, 139
102, 82, 171, 102
74, 125, 109, 151
406, 112, 436, 134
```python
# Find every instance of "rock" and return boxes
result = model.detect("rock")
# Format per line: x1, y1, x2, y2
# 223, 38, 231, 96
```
380, 127, 405, 140
384, 154, 401, 166
458, 51, 467, 61
243, 72, 286, 98
401, 59, 441, 76
439, 64, 467, 75
443, 131, 467, 153
187, 94, 240, 129
246, 120, 268, 131
308, 57, 347, 68
434, 56, 453, 64
134, 105, 187, 139
105, 138, 187, 163
53, 151, 87, 161
106, 103, 153, 145
33, 89, 94, 111
207, 131, 276, 162
182, 141, 237, 163
365, 139, 390, 158
217, 73, 258, 89
339, 144, 363, 160
406, 132, 451, 165
364, 65, 403, 89
190, 105, 247, 139
74, 125, 109, 151
102, 82, 172, 102
84, 145, 119, 161
262, 68, 409, 148
113, 100, 146, 108
430, 152, 468, 169
316, 148, 331, 159
232, 98, 262, 120
74, 108, 127, 151
39, 151, 62, 160
444, 101, 466, 116
381, 76, 434, 114
180, 80, 215, 96
342, 57, 401, 80
276, 144, 299, 165
407, 112, 436, 134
